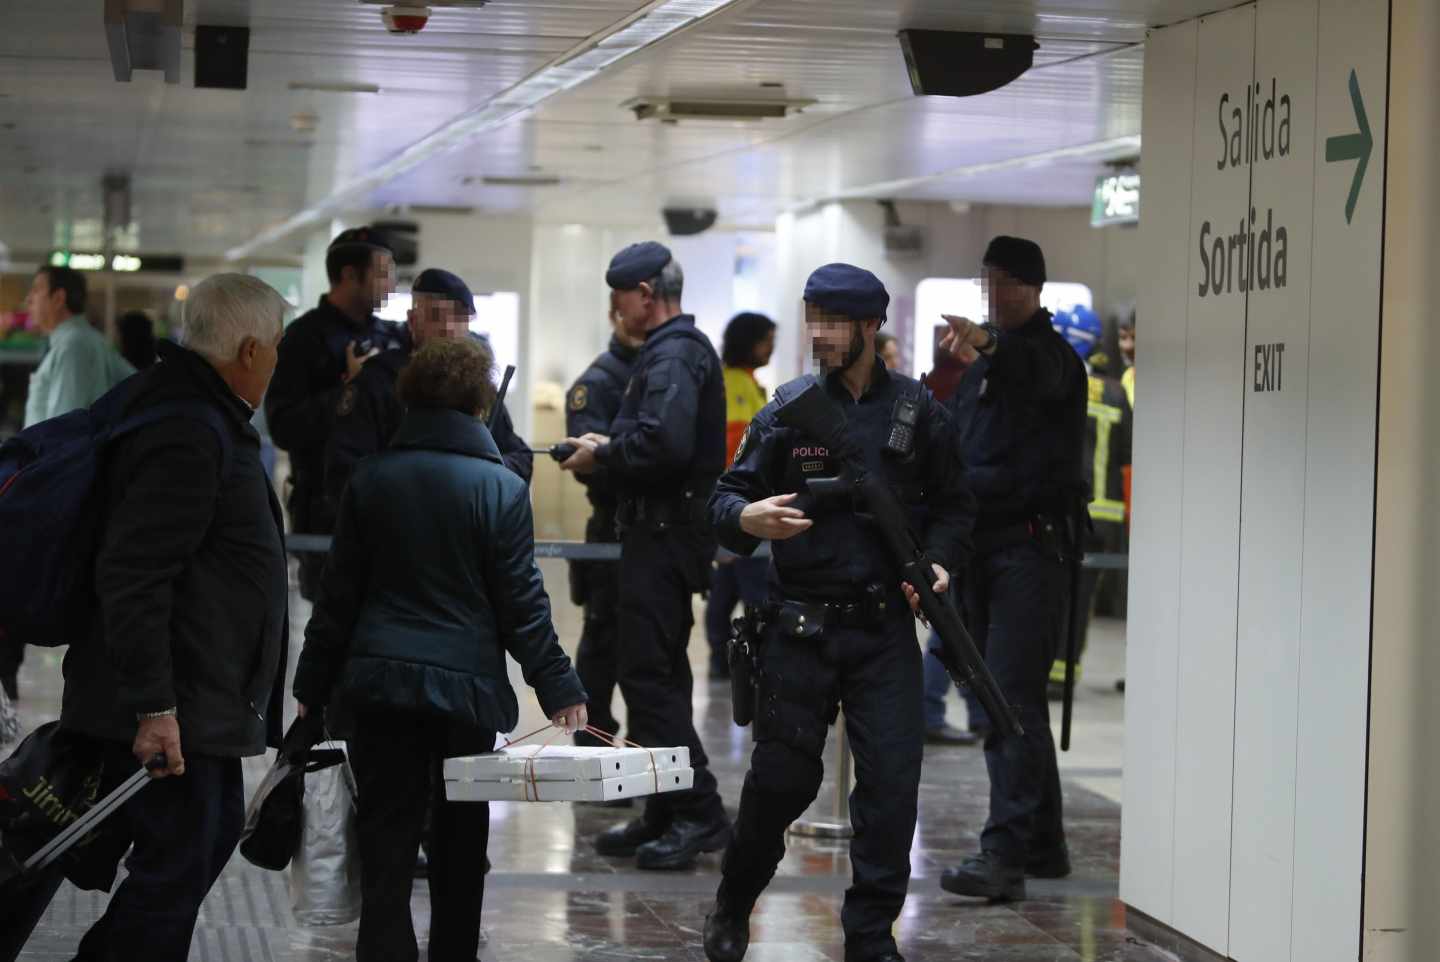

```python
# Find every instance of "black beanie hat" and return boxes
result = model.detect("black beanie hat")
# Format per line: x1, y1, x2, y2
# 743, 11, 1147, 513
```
982, 235, 1047, 287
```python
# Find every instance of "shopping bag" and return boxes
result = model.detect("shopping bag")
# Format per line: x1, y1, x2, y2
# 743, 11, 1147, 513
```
239, 714, 325, 871
289, 747, 361, 926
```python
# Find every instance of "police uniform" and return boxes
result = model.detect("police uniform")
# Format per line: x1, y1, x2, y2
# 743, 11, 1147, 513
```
265, 228, 408, 599
589, 242, 731, 869
704, 265, 975, 962
564, 334, 639, 747
941, 237, 1087, 900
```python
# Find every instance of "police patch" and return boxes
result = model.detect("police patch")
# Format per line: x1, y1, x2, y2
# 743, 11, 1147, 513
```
732, 426, 752, 465
569, 385, 589, 412
337, 383, 358, 416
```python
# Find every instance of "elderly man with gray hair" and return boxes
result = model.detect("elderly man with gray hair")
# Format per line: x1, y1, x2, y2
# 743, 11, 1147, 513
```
53, 273, 292, 962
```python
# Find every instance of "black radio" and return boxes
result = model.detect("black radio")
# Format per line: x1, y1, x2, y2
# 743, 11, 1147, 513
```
885, 394, 921, 458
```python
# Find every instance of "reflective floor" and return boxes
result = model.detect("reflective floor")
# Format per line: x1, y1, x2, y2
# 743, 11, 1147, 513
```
13, 559, 1161, 962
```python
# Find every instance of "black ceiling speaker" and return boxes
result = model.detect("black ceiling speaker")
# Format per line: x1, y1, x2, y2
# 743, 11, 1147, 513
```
194, 25, 250, 90
898, 30, 1038, 97
663, 207, 718, 237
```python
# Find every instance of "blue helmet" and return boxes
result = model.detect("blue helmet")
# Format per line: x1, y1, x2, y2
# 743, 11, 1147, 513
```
1053, 304, 1102, 361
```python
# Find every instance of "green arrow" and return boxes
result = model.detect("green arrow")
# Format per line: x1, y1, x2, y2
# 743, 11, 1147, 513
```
1325, 69, 1372, 225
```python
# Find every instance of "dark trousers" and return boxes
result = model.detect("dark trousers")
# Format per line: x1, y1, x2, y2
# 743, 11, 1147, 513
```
574, 557, 622, 747
73, 747, 244, 962
616, 525, 723, 825
349, 713, 492, 962
703, 556, 769, 668
719, 609, 924, 962
964, 541, 1069, 864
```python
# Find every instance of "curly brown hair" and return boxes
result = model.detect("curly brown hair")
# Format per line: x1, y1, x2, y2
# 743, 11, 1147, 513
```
396, 338, 497, 417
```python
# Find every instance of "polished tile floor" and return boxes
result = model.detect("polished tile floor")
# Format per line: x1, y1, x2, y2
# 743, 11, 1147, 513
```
12, 558, 1161, 962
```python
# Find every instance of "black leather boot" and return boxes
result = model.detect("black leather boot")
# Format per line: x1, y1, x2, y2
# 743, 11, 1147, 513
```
1025, 844, 1072, 879
594, 817, 666, 857
636, 814, 732, 870
703, 891, 753, 962
940, 852, 1027, 901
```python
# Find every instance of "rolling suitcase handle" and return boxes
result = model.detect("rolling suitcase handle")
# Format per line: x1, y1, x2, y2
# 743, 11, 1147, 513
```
21, 754, 165, 875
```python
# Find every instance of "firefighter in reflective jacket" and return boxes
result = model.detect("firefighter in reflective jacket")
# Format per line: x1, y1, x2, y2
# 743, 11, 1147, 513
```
1049, 307, 1132, 691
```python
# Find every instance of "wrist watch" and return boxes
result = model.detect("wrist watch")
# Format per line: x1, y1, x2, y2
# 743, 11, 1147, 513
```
136, 708, 177, 721
979, 323, 1001, 354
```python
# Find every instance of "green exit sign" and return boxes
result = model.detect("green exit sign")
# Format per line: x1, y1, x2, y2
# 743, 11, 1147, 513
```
1092, 172, 1140, 227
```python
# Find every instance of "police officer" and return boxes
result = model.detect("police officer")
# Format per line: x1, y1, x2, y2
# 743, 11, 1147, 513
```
937, 236, 1087, 901
324, 268, 533, 501
702, 264, 975, 962
559, 242, 731, 870
565, 306, 643, 751
266, 227, 407, 599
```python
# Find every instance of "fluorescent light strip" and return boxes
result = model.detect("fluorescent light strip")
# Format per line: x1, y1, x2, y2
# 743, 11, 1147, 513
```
226, 0, 745, 261
787, 135, 1143, 213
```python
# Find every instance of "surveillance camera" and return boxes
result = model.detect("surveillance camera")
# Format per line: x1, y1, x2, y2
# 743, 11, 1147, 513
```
381, 5, 431, 34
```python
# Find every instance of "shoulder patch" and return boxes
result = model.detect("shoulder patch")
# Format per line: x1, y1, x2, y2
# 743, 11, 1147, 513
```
569, 384, 589, 412
732, 425, 753, 466
337, 383, 358, 416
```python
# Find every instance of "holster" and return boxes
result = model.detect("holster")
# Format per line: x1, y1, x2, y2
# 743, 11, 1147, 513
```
728, 606, 764, 727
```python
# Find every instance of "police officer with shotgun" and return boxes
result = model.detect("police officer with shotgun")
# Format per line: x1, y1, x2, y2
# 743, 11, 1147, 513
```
938, 236, 1087, 902
702, 264, 1015, 962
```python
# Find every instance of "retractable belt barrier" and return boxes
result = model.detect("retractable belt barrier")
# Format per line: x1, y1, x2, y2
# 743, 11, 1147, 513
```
283, 534, 1128, 569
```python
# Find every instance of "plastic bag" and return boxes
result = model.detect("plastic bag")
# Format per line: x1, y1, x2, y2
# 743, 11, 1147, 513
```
289, 746, 361, 926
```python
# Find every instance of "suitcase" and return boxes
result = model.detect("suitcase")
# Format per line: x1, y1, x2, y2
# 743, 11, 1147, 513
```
0, 757, 160, 962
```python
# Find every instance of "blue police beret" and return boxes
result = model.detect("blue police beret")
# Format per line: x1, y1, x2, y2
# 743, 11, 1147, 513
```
413, 268, 475, 315
328, 226, 393, 255
606, 241, 673, 290
802, 263, 889, 321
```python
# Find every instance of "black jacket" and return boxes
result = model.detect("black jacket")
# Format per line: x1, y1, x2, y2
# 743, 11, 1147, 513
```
324, 341, 533, 502
565, 335, 639, 515
264, 296, 408, 531
710, 362, 975, 600
595, 314, 726, 510
952, 309, 1088, 529
61, 341, 289, 757
293, 407, 584, 754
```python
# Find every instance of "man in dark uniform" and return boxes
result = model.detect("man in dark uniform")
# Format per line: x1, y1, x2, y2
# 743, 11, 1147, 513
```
565, 307, 642, 749
937, 236, 1087, 902
265, 227, 407, 599
324, 268, 533, 501
700, 264, 974, 962
559, 242, 731, 870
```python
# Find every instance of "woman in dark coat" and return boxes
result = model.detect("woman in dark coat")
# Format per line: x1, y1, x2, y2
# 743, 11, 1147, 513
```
294, 337, 587, 962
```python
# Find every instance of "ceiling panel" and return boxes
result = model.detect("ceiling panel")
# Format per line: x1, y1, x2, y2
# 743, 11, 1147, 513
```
0, 0, 1219, 260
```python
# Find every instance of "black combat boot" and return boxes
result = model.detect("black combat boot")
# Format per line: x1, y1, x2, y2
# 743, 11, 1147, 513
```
1025, 843, 1072, 879
636, 813, 732, 870
703, 890, 754, 962
940, 852, 1027, 901
594, 817, 667, 857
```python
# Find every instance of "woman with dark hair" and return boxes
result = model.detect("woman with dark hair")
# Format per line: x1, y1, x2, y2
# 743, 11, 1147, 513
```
117, 310, 158, 370
706, 311, 776, 679
293, 337, 587, 962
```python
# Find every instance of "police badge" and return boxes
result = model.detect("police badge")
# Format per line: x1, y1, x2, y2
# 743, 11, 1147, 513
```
569, 385, 589, 412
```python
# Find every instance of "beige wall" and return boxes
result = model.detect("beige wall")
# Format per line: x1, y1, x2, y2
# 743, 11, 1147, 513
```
1364, 1, 1440, 958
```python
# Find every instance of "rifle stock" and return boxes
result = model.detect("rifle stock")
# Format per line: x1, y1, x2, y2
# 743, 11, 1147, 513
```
776, 382, 1024, 740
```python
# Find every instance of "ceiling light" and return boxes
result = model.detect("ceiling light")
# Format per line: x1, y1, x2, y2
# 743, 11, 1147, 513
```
467, 175, 562, 187
788, 135, 1143, 211
623, 96, 814, 122
288, 81, 382, 94
225, 0, 749, 261
290, 111, 320, 132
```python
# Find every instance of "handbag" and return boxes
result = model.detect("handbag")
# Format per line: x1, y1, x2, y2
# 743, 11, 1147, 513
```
239, 714, 325, 871
289, 745, 362, 926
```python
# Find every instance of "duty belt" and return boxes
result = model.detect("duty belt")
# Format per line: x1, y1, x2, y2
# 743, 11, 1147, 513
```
766, 586, 893, 635
617, 491, 707, 530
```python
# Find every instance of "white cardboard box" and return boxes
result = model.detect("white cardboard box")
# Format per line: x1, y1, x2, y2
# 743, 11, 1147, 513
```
445, 767, 694, 803
443, 745, 690, 783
